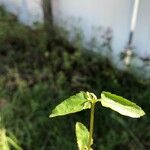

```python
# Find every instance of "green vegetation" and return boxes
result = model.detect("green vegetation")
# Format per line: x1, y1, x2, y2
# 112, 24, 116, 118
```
50, 91, 145, 150
0, 6, 150, 150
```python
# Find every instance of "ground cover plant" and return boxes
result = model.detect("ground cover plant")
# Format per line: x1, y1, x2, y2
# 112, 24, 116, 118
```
0, 6, 150, 150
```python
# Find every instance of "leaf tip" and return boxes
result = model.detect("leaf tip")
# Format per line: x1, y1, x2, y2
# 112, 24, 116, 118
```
139, 109, 146, 117
49, 114, 55, 118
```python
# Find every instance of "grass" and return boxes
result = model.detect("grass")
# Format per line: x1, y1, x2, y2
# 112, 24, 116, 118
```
0, 6, 150, 150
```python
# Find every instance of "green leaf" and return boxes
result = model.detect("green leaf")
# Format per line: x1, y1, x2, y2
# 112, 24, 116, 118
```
49, 92, 91, 117
75, 122, 93, 150
100, 91, 145, 118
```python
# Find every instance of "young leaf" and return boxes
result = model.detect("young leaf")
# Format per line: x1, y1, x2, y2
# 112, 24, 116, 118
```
49, 92, 91, 118
100, 91, 145, 118
75, 122, 93, 150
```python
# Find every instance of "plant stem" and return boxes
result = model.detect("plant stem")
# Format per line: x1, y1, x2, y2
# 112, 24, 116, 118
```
88, 102, 95, 150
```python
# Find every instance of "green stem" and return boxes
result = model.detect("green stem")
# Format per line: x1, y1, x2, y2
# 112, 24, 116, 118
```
88, 102, 95, 150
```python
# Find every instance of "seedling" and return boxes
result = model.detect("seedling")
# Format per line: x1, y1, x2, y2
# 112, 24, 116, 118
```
49, 91, 145, 150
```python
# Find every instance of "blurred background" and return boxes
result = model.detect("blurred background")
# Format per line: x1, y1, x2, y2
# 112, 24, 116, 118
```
0, 0, 149, 150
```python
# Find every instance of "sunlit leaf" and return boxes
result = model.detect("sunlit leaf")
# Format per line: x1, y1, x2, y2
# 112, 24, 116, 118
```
100, 91, 145, 118
49, 92, 91, 117
75, 122, 93, 150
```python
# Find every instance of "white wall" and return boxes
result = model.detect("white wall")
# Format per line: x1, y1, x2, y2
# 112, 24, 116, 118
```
133, 0, 150, 57
0, 0, 150, 59
53, 0, 134, 57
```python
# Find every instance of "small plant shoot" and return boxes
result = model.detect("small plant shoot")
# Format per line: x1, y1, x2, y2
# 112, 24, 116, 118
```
49, 91, 145, 150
